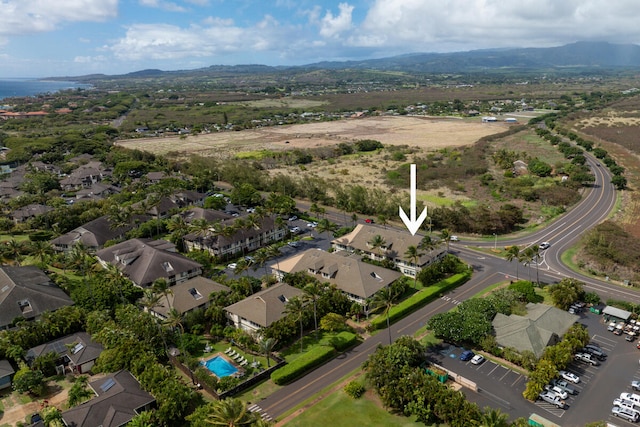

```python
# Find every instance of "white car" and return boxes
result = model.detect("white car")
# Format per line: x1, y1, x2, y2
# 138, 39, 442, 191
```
470, 354, 485, 365
559, 370, 580, 384
307, 222, 318, 228
547, 386, 568, 400
621, 392, 640, 404
450, 235, 459, 241
539, 241, 551, 250
227, 263, 237, 270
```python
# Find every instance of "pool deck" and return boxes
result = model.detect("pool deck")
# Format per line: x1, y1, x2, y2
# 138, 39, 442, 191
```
201, 350, 245, 378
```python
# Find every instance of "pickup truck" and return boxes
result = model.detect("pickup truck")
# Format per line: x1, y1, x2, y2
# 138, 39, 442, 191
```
550, 378, 577, 395
539, 391, 566, 409
575, 352, 601, 366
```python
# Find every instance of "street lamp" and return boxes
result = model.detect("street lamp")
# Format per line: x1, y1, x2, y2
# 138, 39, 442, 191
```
493, 233, 497, 250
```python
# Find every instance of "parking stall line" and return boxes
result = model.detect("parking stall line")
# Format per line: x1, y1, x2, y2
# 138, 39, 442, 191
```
499, 369, 512, 381
487, 363, 500, 375
511, 374, 524, 387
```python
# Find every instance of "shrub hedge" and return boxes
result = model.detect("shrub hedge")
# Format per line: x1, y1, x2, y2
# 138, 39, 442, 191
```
271, 346, 336, 385
370, 272, 471, 330
331, 331, 358, 351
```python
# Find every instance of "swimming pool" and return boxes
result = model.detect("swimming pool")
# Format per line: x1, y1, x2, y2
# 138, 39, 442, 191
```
201, 355, 238, 378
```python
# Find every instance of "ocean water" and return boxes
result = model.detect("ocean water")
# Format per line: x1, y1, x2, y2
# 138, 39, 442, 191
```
0, 79, 92, 101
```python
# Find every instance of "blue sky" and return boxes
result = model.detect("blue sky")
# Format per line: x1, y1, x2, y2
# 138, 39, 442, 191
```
1, 0, 640, 78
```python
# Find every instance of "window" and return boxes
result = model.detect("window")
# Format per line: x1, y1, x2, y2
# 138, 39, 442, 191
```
162, 262, 174, 273
188, 288, 203, 300
99, 378, 116, 392
18, 299, 32, 313
71, 343, 85, 354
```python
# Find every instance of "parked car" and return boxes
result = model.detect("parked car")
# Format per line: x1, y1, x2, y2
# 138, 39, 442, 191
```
539, 241, 551, 250
544, 385, 568, 400
538, 391, 565, 409
613, 397, 640, 415
288, 215, 298, 221
627, 334, 635, 342
621, 392, 640, 404
614, 328, 624, 335
460, 350, 474, 361
227, 263, 237, 270
365, 218, 375, 223
574, 352, 600, 366
612, 405, 640, 422
550, 378, 577, 395
30, 413, 43, 424
559, 370, 580, 384
471, 354, 485, 365
287, 241, 300, 248
289, 226, 301, 234
583, 345, 607, 360
632, 380, 640, 391
307, 222, 318, 228
608, 322, 617, 332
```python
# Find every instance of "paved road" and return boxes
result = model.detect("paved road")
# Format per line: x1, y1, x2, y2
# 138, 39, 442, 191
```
250, 152, 640, 421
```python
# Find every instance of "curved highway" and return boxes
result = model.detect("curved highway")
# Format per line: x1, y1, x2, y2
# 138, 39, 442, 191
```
255, 154, 638, 421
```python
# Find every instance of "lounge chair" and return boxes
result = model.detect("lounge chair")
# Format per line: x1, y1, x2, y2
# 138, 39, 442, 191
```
229, 350, 237, 357
224, 347, 232, 354
241, 360, 248, 366
233, 354, 242, 361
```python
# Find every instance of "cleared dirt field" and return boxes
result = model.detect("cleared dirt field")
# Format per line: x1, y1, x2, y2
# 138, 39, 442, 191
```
115, 116, 508, 159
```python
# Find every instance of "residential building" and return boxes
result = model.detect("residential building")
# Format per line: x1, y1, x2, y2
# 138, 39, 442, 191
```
492, 303, 579, 358
225, 283, 303, 334
184, 215, 287, 259
331, 224, 446, 277
270, 249, 402, 307
0, 360, 14, 390
148, 276, 229, 319
59, 161, 110, 191
51, 214, 149, 252
96, 238, 202, 288
0, 265, 74, 329
26, 332, 102, 374
11, 203, 54, 223
61, 370, 155, 427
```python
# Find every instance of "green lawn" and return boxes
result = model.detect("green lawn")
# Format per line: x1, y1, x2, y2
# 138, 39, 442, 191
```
283, 389, 430, 427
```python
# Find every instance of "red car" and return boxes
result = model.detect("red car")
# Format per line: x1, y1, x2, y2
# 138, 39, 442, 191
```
365, 218, 375, 224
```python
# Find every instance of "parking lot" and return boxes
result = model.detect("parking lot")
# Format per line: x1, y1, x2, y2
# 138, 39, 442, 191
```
426, 310, 640, 425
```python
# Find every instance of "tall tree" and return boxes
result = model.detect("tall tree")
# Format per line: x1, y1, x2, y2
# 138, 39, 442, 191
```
440, 228, 451, 252
404, 245, 424, 289
284, 296, 307, 352
368, 234, 387, 260
28, 240, 54, 269
505, 245, 521, 280
259, 337, 277, 368
370, 285, 401, 345
315, 218, 337, 241
206, 398, 256, 427
152, 278, 173, 311
303, 282, 323, 340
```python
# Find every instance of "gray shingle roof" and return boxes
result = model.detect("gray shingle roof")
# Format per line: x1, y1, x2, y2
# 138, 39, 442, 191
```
26, 332, 102, 367
271, 249, 402, 300
51, 214, 149, 250
0, 266, 73, 328
96, 238, 202, 287
61, 370, 155, 427
225, 283, 304, 328
0, 359, 14, 378
150, 276, 229, 317
493, 303, 579, 357
331, 223, 441, 265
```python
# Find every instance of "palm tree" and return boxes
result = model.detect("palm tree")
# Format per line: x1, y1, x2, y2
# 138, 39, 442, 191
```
440, 228, 451, 252
29, 240, 53, 269
267, 244, 281, 273
233, 258, 250, 277
377, 214, 388, 229
190, 218, 211, 247
167, 215, 190, 250
505, 245, 521, 280
521, 247, 534, 282
252, 248, 270, 276
404, 245, 424, 288
303, 282, 323, 340
140, 288, 162, 313
478, 407, 510, 427
164, 308, 186, 356
530, 244, 541, 286
315, 218, 337, 241
368, 234, 387, 260
128, 411, 155, 427
259, 337, 277, 368
6, 238, 24, 266
284, 296, 307, 352
206, 398, 256, 426
152, 278, 173, 310
370, 285, 401, 345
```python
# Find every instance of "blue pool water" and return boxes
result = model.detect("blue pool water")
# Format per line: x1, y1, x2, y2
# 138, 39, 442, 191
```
202, 355, 238, 378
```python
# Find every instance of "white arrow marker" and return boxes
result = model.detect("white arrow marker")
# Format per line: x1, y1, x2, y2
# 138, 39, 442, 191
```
399, 163, 427, 235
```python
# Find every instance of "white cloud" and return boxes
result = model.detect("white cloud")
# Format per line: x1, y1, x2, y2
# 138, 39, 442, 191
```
319, 3, 354, 39
351, 0, 640, 52
138, 0, 187, 12
0, 0, 118, 36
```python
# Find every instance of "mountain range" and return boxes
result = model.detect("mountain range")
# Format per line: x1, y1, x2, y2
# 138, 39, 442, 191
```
63, 41, 640, 82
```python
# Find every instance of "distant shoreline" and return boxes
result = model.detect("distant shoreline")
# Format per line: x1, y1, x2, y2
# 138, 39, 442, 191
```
0, 79, 92, 102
